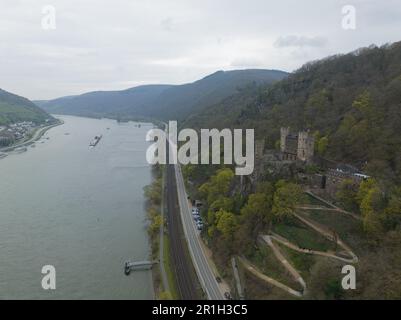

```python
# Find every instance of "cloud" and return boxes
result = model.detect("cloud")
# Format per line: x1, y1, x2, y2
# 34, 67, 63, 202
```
160, 18, 174, 31
274, 35, 328, 48
0, 0, 400, 100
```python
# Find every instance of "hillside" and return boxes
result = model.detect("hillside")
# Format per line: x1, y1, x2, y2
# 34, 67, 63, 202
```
181, 42, 401, 301
0, 88, 53, 125
35, 85, 173, 121
36, 69, 288, 122
184, 42, 401, 184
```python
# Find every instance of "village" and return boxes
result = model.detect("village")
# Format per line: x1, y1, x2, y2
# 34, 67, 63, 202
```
0, 121, 41, 147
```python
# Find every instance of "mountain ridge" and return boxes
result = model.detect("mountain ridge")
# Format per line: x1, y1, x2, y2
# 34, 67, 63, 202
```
36, 69, 288, 122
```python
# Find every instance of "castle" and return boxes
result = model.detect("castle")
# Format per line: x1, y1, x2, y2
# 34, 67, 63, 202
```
280, 127, 315, 162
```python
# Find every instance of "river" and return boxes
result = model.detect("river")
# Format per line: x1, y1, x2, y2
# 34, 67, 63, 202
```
0, 115, 154, 299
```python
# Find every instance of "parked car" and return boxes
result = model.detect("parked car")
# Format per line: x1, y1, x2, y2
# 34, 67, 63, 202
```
224, 292, 232, 300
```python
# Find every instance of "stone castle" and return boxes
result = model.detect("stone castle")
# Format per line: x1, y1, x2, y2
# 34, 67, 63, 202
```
280, 127, 315, 162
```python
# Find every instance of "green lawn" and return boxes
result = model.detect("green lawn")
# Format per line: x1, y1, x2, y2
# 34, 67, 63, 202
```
302, 193, 332, 208
301, 209, 364, 249
247, 245, 303, 291
276, 242, 317, 281
273, 216, 336, 252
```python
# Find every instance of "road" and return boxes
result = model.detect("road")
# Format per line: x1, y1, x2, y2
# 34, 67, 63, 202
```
163, 123, 225, 300
165, 149, 199, 299
173, 162, 225, 300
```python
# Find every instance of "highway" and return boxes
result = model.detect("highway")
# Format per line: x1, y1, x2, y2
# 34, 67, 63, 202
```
162, 123, 225, 300
168, 143, 224, 299
165, 164, 199, 299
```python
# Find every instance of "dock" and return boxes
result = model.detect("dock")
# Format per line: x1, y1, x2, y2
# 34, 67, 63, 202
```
124, 260, 158, 275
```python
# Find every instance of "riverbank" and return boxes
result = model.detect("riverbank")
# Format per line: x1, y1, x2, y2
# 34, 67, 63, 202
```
144, 163, 180, 300
0, 119, 64, 153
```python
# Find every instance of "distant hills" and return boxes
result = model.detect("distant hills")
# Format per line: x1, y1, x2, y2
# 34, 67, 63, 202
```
0, 88, 53, 125
35, 69, 288, 122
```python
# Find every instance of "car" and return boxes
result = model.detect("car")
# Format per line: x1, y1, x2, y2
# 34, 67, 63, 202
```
224, 292, 232, 300
196, 224, 203, 230
194, 217, 202, 222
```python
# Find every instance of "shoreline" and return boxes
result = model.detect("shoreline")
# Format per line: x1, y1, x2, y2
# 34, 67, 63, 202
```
0, 119, 64, 153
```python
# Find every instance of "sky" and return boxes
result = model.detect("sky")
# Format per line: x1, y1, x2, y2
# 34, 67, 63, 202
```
1, 0, 401, 100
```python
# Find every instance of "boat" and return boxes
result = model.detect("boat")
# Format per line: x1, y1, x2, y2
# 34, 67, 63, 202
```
89, 135, 102, 147
124, 261, 131, 276
13, 147, 27, 154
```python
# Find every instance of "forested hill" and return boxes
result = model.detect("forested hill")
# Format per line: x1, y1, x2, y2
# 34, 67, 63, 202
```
36, 69, 288, 122
35, 85, 173, 121
184, 42, 401, 184
0, 88, 53, 125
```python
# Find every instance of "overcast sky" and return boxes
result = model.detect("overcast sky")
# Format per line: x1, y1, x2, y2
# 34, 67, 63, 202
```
1, 0, 400, 100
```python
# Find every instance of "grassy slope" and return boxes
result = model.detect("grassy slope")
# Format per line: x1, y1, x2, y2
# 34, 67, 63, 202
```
0, 89, 52, 125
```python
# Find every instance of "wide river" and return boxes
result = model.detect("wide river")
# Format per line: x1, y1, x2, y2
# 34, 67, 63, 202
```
0, 115, 154, 299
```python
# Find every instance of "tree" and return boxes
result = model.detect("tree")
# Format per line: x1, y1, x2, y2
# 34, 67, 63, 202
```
317, 136, 329, 156
272, 180, 305, 220
383, 187, 401, 230
216, 209, 238, 241
360, 186, 384, 234
207, 196, 234, 224
144, 178, 162, 205
336, 179, 359, 212
159, 291, 173, 300
241, 193, 273, 227
199, 168, 234, 204
357, 178, 378, 205
149, 214, 163, 236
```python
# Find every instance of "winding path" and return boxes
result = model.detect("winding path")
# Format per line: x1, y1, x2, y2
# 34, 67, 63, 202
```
238, 205, 359, 298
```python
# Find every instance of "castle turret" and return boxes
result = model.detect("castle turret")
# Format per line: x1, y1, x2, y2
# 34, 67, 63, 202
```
297, 131, 315, 162
280, 127, 290, 153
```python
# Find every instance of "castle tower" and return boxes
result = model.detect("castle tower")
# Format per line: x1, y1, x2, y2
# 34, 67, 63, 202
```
297, 131, 315, 162
280, 127, 290, 152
